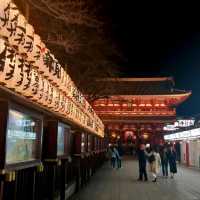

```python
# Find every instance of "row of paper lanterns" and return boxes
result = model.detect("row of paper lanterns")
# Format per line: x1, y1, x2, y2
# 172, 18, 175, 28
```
0, 0, 104, 137
0, 0, 103, 130
0, 38, 104, 136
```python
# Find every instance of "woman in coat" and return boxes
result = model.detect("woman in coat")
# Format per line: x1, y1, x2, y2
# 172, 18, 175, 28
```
146, 147, 161, 182
160, 146, 169, 177
168, 146, 177, 178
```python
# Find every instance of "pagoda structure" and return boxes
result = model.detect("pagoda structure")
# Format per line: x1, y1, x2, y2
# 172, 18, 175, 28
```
92, 77, 191, 145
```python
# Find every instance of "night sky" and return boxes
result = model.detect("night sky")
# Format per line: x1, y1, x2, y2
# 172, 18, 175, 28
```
104, 1, 200, 117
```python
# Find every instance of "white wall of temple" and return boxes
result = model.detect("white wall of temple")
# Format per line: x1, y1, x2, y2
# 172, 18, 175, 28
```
180, 140, 200, 168
181, 142, 187, 164
189, 141, 200, 168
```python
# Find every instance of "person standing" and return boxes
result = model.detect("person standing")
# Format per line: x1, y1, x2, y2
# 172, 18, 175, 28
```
160, 146, 169, 177
114, 146, 121, 169
111, 146, 117, 169
146, 147, 161, 182
137, 144, 148, 181
108, 146, 113, 167
168, 146, 177, 178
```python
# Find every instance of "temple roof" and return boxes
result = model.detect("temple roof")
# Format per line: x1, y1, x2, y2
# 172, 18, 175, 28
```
97, 77, 191, 96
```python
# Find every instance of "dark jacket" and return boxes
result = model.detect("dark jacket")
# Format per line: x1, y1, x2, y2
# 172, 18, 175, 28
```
138, 149, 147, 165
168, 150, 177, 173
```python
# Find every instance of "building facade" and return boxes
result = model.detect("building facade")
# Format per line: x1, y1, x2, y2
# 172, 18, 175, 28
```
92, 77, 191, 146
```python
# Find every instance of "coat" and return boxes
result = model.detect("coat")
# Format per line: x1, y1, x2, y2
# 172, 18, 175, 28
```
168, 150, 177, 173
146, 152, 161, 174
138, 149, 147, 167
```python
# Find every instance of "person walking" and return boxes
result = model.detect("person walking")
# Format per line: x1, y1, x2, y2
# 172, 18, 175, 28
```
114, 146, 121, 169
107, 146, 113, 167
117, 144, 123, 168
111, 146, 117, 169
160, 146, 169, 177
146, 147, 161, 182
137, 144, 148, 181
168, 146, 177, 178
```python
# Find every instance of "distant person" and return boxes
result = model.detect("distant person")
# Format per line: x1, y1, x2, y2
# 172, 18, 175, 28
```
168, 146, 177, 178
160, 146, 169, 177
114, 146, 121, 169
117, 145, 123, 168
111, 146, 117, 169
107, 146, 113, 167
137, 144, 148, 181
146, 147, 161, 182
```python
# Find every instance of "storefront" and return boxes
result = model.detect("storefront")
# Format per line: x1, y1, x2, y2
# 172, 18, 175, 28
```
0, 1, 105, 199
164, 128, 200, 168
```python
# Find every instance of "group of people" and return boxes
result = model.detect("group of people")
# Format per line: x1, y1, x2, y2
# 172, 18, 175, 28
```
108, 145, 123, 169
138, 144, 177, 182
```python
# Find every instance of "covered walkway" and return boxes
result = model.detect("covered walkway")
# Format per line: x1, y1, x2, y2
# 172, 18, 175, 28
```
73, 158, 200, 200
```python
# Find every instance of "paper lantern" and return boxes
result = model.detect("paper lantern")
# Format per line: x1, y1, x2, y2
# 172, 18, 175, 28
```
0, 0, 13, 38
7, 53, 24, 91
46, 53, 55, 82
59, 93, 67, 114
60, 69, 68, 93
32, 73, 44, 102
0, 44, 16, 86
29, 68, 39, 97
42, 78, 50, 106
39, 46, 51, 76
0, 38, 7, 82
51, 87, 60, 111
62, 96, 69, 115
29, 34, 42, 66
23, 23, 34, 56
21, 67, 39, 98
9, 14, 26, 53
52, 58, 61, 86
47, 83, 55, 108
20, 61, 32, 97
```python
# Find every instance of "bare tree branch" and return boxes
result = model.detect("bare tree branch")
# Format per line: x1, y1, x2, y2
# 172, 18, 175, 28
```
27, 0, 102, 28
44, 32, 80, 54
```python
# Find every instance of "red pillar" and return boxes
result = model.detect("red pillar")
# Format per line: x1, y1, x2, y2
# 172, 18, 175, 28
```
186, 142, 190, 166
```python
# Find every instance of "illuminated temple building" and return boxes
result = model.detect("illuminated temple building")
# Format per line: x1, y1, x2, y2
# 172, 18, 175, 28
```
92, 77, 191, 145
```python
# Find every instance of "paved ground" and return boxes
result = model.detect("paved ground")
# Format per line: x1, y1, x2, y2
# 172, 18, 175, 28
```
73, 157, 200, 200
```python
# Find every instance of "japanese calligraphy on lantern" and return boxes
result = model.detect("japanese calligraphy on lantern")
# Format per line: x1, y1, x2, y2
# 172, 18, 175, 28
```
0, 0, 104, 137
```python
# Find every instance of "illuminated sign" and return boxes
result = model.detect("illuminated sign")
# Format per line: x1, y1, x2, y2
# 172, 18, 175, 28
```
163, 125, 179, 131
164, 128, 200, 141
174, 119, 195, 127
163, 119, 195, 131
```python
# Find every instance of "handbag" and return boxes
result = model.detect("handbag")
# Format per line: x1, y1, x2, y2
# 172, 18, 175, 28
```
148, 154, 155, 163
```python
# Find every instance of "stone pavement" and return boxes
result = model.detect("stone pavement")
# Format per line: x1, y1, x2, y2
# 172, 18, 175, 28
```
73, 157, 200, 200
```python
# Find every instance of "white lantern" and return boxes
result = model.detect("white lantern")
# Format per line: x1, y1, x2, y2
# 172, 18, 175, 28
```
42, 78, 50, 106
47, 83, 54, 108
7, 53, 24, 91
35, 73, 44, 104
9, 14, 26, 53
0, 0, 11, 38
39, 45, 50, 75
5, 3, 19, 40
52, 58, 61, 86
30, 34, 42, 66
60, 67, 66, 92
45, 53, 55, 82
19, 60, 32, 96
31, 72, 44, 102
0, 38, 7, 83
0, 45, 16, 86
29, 68, 39, 98
24, 24, 34, 56
58, 66, 63, 86
59, 92, 66, 114
51, 86, 59, 111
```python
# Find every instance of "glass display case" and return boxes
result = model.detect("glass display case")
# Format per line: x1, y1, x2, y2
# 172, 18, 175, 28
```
6, 109, 42, 165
